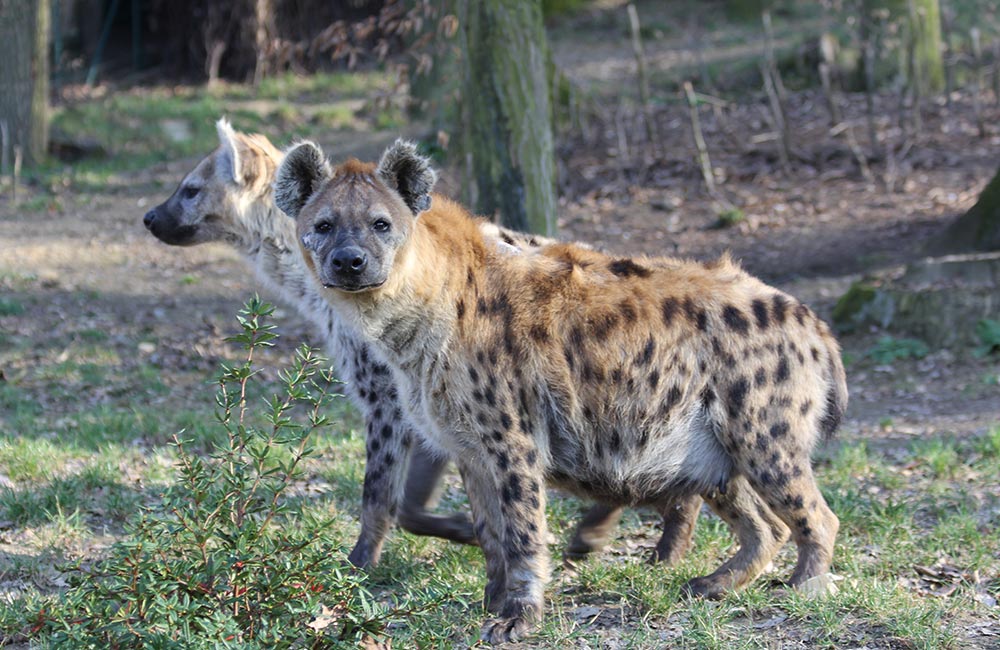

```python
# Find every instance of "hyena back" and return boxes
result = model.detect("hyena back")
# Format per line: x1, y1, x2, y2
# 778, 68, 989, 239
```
274, 139, 847, 643
142, 121, 689, 568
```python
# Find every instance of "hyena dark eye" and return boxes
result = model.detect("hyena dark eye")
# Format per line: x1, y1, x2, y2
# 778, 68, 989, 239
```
315, 222, 333, 234
181, 186, 200, 200
372, 218, 391, 233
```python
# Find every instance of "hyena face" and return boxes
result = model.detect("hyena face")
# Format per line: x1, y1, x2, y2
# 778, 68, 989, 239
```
143, 119, 279, 246
274, 140, 434, 292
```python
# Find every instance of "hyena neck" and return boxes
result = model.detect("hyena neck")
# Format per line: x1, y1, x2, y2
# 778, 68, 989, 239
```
235, 194, 297, 256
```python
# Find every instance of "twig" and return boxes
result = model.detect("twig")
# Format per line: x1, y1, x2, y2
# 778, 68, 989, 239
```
761, 12, 790, 171
970, 28, 986, 138
614, 101, 630, 183
0, 119, 8, 179
818, 33, 841, 126
682, 80, 716, 196
12, 146, 22, 202
627, 4, 657, 148
841, 122, 874, 184
759, 61, 790, 172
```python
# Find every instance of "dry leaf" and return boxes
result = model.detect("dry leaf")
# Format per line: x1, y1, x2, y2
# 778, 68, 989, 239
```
795, 572, 842, 598
306, 602, 347, 631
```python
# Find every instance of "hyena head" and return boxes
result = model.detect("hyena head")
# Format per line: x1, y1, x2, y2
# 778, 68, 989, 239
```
273, 139, 435, 293
143, 119, 280, 246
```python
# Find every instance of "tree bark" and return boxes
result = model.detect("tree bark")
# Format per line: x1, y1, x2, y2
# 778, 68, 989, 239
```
460, 0, 556, 236
930, 167, 1000, 253
0, 0, 50, 168
909, 0, 944, 93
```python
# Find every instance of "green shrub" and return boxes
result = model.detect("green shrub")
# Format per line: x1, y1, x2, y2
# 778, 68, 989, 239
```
38, 298, 428, 648
866, 335, 929, 363
974, 318, 1000, 357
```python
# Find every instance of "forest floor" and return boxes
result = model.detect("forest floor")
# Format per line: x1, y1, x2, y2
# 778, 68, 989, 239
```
2, 2, 1000, 647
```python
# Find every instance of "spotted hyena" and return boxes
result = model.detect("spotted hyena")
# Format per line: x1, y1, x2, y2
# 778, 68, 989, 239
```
273, 139, 848, 643
141, 120, 699, 568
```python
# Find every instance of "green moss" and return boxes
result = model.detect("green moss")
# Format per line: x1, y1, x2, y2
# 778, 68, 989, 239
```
832, 281, 877, 329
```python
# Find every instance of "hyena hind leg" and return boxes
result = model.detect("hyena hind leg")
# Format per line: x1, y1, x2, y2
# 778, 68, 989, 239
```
743, 457, 839, 589
649, 494, 703, 566
397, 445, 478, 545
563, 503, 623, 563
683, 475, 790, 599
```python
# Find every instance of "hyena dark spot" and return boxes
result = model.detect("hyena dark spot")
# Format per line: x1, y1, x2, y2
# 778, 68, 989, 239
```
684, 297, 707, 331
755, 435, 769, 452
526, 449, 538, 466
499, 412, 513, 431
608, 258, 652, 278
528, 237, 539, 246
773, 471, 789, 488
700, 386, 716, 408
502, 474, 523, 505
456, 299, 466, 320
590, 311, 619, 341
722, 305, 750, 335
661, 297, 680, 327
466, 267, 476, 286
663, 385, 683, 414
402, 434, 412, 448
611, 367, 623, 383
369, 438, 381, 453
583, 405, 593, 421
610, 429, 622, 453
619, 299, 638, 323
383, 453, 395, 467
795, 303, 809, 325
726, 377, 750, 417
636, 337, 656, 366
501, 232, 515, 245
564, 346, 575, 371
484, 387, 497, 407
752, 299, 770, 329
637, 429, 650, 449
497, 451, 510, 471
491, 429, 503, 443
754, 366, 768, 387
792, 466, 803, 478
488, 347, 499, 365
769, 421, 790, 439
469, 366, 480, 384
582, 362, 605, 384
758, 469, 773, 486
795, 517, 808, 529
476, 350, 487, 365
775, 356, 790, 383
472, 389, 484, 403
476, 412, 490, 426
776, 396, 793, 408
800, 400, 812, 415
791, 495, 804, 509
771, 294, 789, 324
380, 424, 393, 439
811, 346, 820, 361
476, 297, 489, 315
529, 323, 549, 343
372, 407, 383, 420
648, 370, 660, 390
359, 388, 368, 399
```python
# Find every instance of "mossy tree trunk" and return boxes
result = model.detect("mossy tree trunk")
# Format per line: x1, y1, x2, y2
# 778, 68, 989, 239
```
0, 0, 50, 167
931, 166, 1000, 253
459, 0, 556, 236
865, 0, 943, 93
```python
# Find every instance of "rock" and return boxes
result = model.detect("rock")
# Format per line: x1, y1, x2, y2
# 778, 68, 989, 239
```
833, 252, 1000, 347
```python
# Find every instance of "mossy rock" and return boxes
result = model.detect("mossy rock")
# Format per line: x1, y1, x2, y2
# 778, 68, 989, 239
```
833, 253, 1000, 347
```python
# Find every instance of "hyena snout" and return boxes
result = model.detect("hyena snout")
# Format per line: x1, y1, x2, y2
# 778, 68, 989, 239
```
142, 205, 198, 246
330, 246, 368, 275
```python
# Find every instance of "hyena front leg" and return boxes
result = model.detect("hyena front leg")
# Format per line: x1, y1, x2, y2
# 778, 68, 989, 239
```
455, 463, 508, 615
649, 494, 703, 566
683, 475, 790, 599
346, 360, 412, 567
397, 444, 477, 545
467, 444, 550, 644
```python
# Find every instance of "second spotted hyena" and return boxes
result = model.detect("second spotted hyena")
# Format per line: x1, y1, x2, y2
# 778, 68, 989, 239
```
274, 139, 848, 642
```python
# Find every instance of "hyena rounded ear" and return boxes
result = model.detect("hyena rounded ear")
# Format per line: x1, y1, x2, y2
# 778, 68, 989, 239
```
273, 141, 332, 219
216, 118, 244, 185
376, 139, 437, 215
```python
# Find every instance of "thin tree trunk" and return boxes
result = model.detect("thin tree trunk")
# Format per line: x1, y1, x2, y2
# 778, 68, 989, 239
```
460, 0, 556, 236
0, 0, 49, 168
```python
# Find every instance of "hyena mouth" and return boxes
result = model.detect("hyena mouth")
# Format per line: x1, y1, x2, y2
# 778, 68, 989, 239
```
150, 224, 200, 246
322, 279, 386, 292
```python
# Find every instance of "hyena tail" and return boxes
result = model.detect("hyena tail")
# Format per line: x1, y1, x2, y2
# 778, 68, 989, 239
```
819, 341, 849, 441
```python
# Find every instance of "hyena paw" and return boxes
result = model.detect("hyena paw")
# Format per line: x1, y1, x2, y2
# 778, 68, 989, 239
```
681, 575, 728, 600
479, 599, 541, 644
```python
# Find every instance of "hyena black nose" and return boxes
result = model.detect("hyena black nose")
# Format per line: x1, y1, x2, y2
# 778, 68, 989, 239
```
331, 246, 368, 275
143, 209, 158, 229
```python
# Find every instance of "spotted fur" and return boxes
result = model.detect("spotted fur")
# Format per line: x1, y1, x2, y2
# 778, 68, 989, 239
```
277, 140, 848, 644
